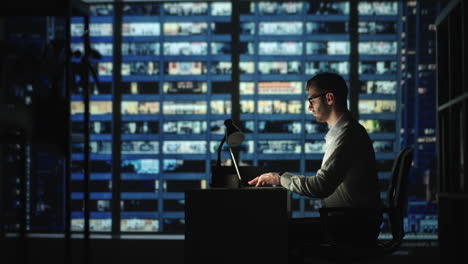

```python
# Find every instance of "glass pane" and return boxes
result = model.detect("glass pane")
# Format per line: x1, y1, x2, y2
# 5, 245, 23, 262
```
71, 7, 114, 232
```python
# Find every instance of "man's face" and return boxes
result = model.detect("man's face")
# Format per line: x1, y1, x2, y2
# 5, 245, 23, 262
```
307, 85, 331, 123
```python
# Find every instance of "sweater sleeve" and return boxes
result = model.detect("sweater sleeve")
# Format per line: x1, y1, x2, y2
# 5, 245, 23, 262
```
280, 131, 353, 198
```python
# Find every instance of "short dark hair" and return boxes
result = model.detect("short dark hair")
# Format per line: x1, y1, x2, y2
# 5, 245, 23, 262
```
306, 72, 348, 110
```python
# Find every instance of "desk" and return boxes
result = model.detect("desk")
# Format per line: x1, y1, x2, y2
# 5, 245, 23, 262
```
185, 187, 291, 264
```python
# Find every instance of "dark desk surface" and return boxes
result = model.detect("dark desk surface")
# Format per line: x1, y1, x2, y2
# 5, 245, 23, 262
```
185, 187, 291, 264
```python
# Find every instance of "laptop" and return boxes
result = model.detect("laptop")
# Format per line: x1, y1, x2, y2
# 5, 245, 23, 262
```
228, 148, 265, 188
211, 148, 271, 188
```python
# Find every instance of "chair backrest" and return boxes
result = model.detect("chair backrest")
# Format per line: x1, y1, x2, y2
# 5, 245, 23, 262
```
386, 147, 413, 242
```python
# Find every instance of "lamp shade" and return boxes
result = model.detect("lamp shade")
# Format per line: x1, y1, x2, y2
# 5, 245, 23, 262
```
224, 119, 244, 147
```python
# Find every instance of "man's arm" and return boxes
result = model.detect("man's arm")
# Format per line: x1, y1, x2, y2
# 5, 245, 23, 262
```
248, 172, 281, 187
280, 133, 353, 197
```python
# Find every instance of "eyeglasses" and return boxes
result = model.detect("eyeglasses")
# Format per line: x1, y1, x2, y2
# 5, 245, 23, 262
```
307, 91, 333, 105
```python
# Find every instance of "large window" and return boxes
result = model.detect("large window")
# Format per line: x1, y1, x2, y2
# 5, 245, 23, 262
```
67, 1, 434, 238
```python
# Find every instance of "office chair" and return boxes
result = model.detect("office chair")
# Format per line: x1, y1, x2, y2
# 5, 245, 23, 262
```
303, 147, 413, 263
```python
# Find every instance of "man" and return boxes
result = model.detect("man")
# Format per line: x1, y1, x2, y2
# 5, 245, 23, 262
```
248, 72, 382, 257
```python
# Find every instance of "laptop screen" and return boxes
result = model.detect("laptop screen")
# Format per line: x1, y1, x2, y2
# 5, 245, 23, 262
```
229, 148, 243, 183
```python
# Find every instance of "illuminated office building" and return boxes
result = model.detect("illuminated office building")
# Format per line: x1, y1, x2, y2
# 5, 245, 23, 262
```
70, 4, 115, 232
67, 1, 418, 235
0, 1, 435, 237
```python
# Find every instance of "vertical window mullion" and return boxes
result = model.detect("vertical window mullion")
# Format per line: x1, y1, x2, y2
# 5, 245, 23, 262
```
349, 0, 360, 119
112, 1, 123, 236
231, 0, 241, 161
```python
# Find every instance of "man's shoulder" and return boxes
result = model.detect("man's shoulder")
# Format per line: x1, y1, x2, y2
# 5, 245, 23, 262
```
337, 118, 371, 142
337, 115, 359, 133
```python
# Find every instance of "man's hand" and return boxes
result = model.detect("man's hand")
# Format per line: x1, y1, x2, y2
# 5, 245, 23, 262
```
248, 172, 281, 187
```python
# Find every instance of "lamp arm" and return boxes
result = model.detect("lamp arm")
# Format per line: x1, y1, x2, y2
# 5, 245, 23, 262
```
216, 135, 226, 167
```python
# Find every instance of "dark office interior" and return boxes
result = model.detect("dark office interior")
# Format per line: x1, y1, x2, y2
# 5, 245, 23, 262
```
1, 0, 467, 263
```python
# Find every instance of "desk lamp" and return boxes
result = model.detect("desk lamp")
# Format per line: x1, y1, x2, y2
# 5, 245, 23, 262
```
211, 119, 245, 187
216, 119, 244, 167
